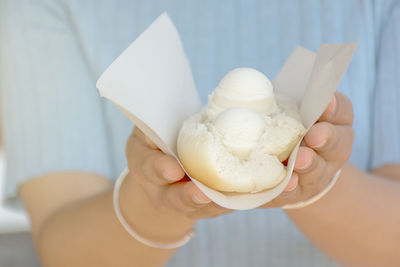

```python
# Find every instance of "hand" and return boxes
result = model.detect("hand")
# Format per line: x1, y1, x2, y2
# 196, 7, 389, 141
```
119, 127, 230, 244
263, 91, 354, 208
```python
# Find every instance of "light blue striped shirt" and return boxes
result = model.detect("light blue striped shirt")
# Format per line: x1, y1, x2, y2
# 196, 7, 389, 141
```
1, 0, 400, 266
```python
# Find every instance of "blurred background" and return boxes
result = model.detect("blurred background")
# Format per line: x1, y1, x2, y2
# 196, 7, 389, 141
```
0, 89, 39, 266
0, 0, 397, 266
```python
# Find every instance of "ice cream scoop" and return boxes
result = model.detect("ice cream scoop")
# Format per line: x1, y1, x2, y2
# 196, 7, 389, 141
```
207, 68, 278, 119
214, 107, 265, 158
177, 68, 305, 193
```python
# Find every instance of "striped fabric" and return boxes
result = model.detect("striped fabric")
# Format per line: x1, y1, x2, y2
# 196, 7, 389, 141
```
1, 0, 399, 266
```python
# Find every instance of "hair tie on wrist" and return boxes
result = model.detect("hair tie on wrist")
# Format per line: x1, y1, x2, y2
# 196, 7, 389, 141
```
281, 169, 342, 210
113, 168, 195, 249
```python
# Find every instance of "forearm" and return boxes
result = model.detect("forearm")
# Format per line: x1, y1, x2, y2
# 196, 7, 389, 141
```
36, 180, 192, 267
286, 163, 400, 266
23, 128, 220, 267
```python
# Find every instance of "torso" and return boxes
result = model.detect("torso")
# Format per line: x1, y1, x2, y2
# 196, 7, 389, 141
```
65, 0, 391, 265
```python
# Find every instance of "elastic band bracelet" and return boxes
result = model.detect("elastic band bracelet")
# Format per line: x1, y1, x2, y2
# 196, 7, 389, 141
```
282, 168, 342, 210
113, 168, 195, 249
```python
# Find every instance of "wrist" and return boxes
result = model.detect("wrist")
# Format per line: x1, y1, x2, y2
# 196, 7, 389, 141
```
119, 172, 196, 244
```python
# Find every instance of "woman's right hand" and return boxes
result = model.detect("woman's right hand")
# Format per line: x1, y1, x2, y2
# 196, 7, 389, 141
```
119, 127, 231, 245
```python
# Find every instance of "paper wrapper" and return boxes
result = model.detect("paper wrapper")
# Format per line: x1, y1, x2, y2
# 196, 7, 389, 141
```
97, 13, 357, 210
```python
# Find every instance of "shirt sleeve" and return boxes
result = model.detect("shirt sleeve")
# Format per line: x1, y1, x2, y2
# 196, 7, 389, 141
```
0, 0, 113, 209
370, 4, 400, 169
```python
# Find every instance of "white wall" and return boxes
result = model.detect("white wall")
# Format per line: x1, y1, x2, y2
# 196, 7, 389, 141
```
0, 149, 29, 233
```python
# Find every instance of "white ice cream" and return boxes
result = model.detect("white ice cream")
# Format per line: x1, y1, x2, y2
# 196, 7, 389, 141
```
177, 68, 305, 193
207, 68, 278, 119
214, 107, 265, 158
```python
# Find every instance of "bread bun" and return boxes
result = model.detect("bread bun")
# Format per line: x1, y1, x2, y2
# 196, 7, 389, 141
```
177, 68, 305, 193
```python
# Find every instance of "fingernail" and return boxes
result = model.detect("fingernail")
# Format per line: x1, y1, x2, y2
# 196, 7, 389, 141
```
286, 184, 297, 192
162, 171, 178, 182
296, 158, 312, 170
311, 139, 327, 149
192, 194, 211, 204
285, 173, 298, 192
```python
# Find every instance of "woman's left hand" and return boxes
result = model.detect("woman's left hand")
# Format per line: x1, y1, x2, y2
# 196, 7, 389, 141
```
262, 91, 354, 208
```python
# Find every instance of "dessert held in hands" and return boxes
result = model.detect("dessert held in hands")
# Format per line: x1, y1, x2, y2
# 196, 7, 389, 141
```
177, 68, 305, 193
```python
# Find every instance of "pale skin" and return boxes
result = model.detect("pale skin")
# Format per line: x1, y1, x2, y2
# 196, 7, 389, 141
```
19, 92, 400, 267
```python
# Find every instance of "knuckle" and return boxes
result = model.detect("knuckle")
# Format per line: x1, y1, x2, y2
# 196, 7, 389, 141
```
317, 123, 337, 152
320, 121, 335, 138
306, 122, 334, 147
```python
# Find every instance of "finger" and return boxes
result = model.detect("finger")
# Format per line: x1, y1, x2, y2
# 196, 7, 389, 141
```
294, 146, 325, 177
184, 181, 211, 204
265, 147, 331, 208
163, 182, 232, 220
283, 172, 299, 192
294, 146, 315, 171
128, 126, 186, 185
163, 181, 211, 214
262, 181, 303, 208
182, 183, 231, 219
128, 138, 185, 186
131, 127, 159, 150
304, 122, 354, 163
140, 152, 185, 185
153, 154, 186, 183
319, 92, 354, 126
126, 127, 158, 161
194, 201, 232, 219
294, 146, 329, 190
